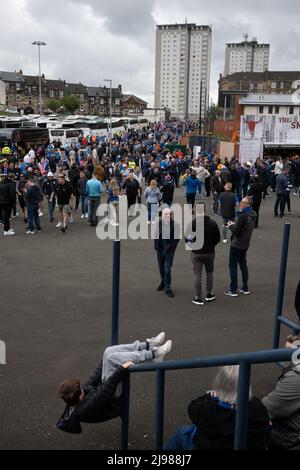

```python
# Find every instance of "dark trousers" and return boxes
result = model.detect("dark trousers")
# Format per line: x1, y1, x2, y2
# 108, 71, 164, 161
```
252, 201, 261, 228
229, 245, 249, 293
274, 193, 287, 217
28, 203, 41, 231
0, 203, 11, 232
127, 195, 136, 209
157, 251, 175, 290
88, 197, 100, 225
186, 193, 196, 208
192, 252, 215, 299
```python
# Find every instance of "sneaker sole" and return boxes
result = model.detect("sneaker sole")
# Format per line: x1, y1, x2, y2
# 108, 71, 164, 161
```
205, 297, 216, 302
192, 300, 204, 306
239, 290, 251, 295
225, 292, 238, 297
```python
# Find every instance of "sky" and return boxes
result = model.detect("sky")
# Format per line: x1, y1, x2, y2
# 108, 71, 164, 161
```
1, 0, 300, 107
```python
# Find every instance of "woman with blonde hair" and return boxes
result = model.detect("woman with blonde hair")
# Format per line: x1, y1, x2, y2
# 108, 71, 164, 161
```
108, 179, 120, 226
144, 179, 161, 224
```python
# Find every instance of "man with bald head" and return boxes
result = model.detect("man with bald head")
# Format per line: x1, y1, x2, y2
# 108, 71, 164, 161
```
225, 197, 256, 297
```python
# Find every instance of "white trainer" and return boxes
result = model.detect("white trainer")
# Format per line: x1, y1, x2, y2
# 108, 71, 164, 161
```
4, 229, 15, 236
153, 340, 172, 362
56, 223, 62, 228
147, 332, 165, 351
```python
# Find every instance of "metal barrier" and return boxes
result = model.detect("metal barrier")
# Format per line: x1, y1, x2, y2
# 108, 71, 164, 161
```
121, 348, 294, 450
273, 224, 300, 350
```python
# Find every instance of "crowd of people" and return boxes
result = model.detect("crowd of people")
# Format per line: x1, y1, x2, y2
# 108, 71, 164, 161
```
1, 120, 300, 450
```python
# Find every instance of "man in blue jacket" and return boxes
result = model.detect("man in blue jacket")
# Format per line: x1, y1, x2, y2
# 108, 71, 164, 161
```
184, 171, 202, 209
87, 172, 103, 226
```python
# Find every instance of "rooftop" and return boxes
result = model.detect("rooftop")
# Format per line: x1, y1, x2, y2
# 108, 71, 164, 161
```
239, 90, 300, 105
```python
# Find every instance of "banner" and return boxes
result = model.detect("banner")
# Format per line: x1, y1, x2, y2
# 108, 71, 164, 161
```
240, 114, 300, 162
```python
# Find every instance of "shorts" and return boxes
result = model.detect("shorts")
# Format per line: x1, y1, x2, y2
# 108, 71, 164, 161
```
58, 204, 71, 214
18, 195, 26, 209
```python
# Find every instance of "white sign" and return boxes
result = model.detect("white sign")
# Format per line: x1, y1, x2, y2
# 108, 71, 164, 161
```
193, 145, 201, 157
240, 115, 300, 162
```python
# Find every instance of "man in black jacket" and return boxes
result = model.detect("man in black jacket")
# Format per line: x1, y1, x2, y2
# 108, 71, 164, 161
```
225, 197, 256, 297
57, 333, 172, 434
0, 174, 16, 236
25, 178, 43, 234
154, 208, 180, 298
42, 172, 57, 223
185, 206, 221, 305
211, 170, 223, 215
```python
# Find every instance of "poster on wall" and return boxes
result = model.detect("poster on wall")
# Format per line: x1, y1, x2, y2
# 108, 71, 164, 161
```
240, 114, 300, 162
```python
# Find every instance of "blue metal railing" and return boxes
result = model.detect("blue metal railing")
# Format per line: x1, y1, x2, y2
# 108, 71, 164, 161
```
121, 348, 294, 450
273, 224, 300, 350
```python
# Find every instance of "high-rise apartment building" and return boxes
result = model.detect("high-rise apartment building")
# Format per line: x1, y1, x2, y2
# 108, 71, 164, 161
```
155, 23, 212, 120
224, 35, 270, 77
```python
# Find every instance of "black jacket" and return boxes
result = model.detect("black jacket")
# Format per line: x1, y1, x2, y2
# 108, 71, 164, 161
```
211, 175, 223, 194
230, 209, 257, 250
161, 181, 175, 202
54, 182, 72, 205
220, 191, 236, 219
0, 179, 15, 205
188, 393, 269, 450
42, 179, 57, 198
57, 365, 125, 433
186, 215, 220, 254
25, 184, 43, 204
154, 218, 180, 254
248, 181, 263, 206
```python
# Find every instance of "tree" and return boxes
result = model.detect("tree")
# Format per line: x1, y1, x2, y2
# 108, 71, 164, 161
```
61, 95, 80, 114
46, 99, 61, 113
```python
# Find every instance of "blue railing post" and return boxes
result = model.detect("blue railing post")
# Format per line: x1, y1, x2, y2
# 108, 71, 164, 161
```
234, 362, 251, 450
121, 372, 130, 450
155, 369, 165, 450
111, 240, 121, 346
273, 224, 290, 349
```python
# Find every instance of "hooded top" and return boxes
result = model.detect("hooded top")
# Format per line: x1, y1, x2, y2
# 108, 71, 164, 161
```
188, 393, 269, 450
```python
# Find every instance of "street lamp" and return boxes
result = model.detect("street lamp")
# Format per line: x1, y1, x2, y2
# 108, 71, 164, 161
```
32, 41, 46, 115
103, 79, 112, 158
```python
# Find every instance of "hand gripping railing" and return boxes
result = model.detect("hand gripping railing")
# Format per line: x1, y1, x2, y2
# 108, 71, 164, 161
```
121, 348, 295, 450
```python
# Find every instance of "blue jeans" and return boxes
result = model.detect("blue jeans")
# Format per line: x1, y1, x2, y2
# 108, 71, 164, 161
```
28, 203, 41, 231
164, 425, 197, 450
80, 195, 88, 215
157, 251, 175, 290
147, 203, 158, 222
88, 197, 100, 224
274, 193, 287, 217
229, 245, 249, 293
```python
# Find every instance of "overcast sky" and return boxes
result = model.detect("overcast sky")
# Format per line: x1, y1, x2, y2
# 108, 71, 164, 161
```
1, 0, 299, 106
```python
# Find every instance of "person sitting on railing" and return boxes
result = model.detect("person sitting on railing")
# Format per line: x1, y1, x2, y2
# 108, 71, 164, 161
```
56, 333, 172, 434
262, 334, 300, 450
164, 365, 269, 450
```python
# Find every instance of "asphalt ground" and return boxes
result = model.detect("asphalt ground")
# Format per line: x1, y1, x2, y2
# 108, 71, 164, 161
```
0, 189, 300, 450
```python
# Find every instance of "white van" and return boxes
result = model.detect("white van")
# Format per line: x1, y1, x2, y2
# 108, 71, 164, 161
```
49, 128, 83, 146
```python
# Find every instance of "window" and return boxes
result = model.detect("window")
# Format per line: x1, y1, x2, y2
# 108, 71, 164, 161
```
59, 91, 64, 99
271, 82, 276, 89
289, 106, 294, 115
275, 106, 279, 114
259, 105, 264, 114
268, 106, 273, 114
16, 82, 21, 91
28, 86, 32, 95
49, 90, 54, 98
80, 94, 84, 102
100, 98, 104, 105
280, 82, 284, 89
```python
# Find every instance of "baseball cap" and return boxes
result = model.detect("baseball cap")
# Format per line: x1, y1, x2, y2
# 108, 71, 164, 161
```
47, 171, 54, 177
